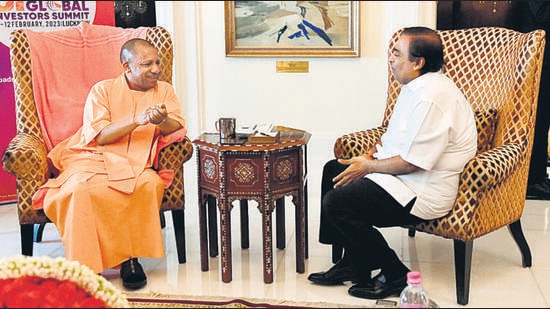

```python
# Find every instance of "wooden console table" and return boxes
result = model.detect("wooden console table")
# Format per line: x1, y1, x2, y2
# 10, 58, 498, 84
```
192, 127, 310, 283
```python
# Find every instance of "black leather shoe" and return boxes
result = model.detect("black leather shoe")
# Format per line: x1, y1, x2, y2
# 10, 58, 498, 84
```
307, 260, 361, 285
120, 258, 147, 290
348, 272, 407, 300
526, 179, 550, 200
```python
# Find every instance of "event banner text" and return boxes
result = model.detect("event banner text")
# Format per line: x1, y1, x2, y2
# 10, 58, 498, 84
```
0, 1, 93, 28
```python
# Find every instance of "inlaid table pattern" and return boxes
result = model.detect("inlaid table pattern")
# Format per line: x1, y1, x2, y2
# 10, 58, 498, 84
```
192, 127, 310, 283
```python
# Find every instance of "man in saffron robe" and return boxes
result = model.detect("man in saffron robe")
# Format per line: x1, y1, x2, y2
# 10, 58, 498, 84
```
32, 38, 187, 290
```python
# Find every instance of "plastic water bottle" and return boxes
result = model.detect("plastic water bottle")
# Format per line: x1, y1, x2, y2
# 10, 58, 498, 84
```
399, 271, 430, 308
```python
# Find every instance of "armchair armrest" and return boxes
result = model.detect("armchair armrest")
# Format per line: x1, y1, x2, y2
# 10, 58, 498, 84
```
333, 127, 386, 159
459, 142, 522, 192
2, 133, 49, 181
156, 136, 194, 171
333, 128, 522, 193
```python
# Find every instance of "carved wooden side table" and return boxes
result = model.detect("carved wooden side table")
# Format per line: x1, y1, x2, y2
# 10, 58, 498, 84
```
192, 127, 310, 283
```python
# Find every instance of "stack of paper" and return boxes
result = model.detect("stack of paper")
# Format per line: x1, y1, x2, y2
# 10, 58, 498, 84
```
248, 123, 280, 143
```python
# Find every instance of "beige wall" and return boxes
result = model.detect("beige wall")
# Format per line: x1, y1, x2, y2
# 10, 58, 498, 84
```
156, 1, 436, 150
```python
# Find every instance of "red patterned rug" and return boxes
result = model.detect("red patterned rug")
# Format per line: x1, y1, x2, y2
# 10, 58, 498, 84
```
126, 293, 365, 308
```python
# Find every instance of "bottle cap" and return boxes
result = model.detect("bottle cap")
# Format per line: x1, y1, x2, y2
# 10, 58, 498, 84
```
407, 271, 421, 285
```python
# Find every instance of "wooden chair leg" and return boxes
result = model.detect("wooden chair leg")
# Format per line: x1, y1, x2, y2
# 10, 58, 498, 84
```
34, 223, 46, 242
453, 239, 473, 306
160, 211, 166, 229
21, 224, 34, 256
171, 209, 186, 264
332, 243, 343, 264
508, 219, 532, 267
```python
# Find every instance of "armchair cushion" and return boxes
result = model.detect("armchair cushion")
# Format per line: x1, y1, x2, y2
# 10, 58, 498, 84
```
460, 142, 522, 193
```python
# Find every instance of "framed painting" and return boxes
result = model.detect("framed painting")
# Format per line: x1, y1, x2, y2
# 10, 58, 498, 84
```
225, 1, 359, 57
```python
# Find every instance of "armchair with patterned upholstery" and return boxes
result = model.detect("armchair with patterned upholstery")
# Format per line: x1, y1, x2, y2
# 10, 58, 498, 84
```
2, 25, 193, 264
332, 27, 545, 305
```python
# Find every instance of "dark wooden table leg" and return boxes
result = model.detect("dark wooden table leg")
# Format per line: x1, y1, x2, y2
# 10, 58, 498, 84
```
294, 190, 306, 274
303, 144, 309, 259
276, 197, 285, 250
304, 180, 309, 259
262, 208, 274, 283
240, 199, 249, 249
207, 195, 218, 258
199, 193, 209, 271
220, 204, 232, 283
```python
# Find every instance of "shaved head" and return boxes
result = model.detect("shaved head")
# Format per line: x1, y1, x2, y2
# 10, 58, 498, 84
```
120, 38, 156, 63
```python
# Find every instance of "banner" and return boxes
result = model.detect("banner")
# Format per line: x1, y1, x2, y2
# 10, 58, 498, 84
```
0, 1, 114, 204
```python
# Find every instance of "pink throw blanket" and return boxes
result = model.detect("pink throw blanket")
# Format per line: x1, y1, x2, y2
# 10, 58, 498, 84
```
25, 22, 148, 151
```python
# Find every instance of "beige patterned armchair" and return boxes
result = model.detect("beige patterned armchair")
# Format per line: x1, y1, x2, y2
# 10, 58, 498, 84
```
2, 26, 193, 264
332, 27, 545, 305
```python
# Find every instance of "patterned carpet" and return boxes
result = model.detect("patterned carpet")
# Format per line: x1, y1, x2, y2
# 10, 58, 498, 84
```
126, 292, 443, 308
126, 293, 367, 308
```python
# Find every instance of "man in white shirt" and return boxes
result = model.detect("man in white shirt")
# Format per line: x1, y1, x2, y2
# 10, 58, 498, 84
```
308, 27, 478, 300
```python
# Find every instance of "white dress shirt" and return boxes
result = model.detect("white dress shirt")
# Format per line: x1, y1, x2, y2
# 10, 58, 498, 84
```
366, 71, 478, 220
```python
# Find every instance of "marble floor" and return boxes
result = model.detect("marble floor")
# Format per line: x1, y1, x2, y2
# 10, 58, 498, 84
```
1, 137, 549, 308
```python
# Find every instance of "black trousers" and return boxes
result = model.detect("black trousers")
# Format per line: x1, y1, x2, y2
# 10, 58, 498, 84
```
318, 159, 425, 280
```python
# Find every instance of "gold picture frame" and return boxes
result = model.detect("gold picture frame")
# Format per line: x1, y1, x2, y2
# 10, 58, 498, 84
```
225, 1, 359, 57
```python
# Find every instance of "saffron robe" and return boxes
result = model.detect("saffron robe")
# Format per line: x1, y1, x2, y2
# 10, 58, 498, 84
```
33, 74, 187, 273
